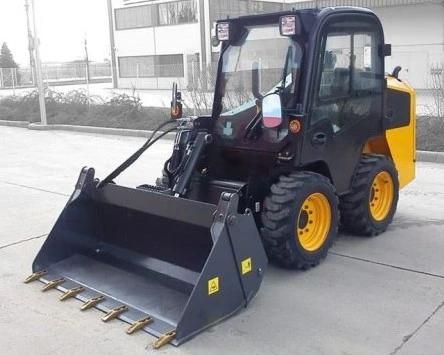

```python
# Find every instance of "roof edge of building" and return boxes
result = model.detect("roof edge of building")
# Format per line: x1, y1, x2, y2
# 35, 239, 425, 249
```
286, 0, 442, 10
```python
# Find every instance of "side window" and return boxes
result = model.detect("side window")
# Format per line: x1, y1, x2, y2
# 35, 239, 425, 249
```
353, 33, 381, 93
319, 34, 351, 99
311, 25, 383, 132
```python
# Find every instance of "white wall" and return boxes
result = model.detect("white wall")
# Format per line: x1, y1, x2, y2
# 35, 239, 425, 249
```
114, 23, 201, 56
112, 0, 203, 89
114, 28, 157, 56
112, 0, 183, 8
115, 23, 201, 89
374, 3, 444, 89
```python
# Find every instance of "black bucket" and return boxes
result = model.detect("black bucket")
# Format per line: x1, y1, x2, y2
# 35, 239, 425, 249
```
28, 167, 267, 347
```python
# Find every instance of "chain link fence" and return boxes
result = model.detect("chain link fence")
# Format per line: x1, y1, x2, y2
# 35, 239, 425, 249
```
0, 62, 111, 89
42, 62, 111, 82
0, 68, 21, 89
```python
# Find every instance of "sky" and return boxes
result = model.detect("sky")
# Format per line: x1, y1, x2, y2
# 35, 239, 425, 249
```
0, 0, 110, 66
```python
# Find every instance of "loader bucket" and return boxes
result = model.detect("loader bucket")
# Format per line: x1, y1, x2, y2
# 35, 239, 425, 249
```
28, 167, 267, 347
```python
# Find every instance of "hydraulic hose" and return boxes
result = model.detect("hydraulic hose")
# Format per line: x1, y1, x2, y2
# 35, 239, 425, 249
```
97, 120, 178, 188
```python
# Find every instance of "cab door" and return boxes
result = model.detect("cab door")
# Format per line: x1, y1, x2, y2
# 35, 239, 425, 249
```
301, 14, 385, 194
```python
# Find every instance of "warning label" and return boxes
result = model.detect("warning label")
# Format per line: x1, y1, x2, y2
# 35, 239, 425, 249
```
241, 257, 252, 275
208, 277, 220, 295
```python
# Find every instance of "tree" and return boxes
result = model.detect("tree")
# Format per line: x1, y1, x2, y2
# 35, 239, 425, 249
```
0, 42, 21, 87
0, 42, 19, 68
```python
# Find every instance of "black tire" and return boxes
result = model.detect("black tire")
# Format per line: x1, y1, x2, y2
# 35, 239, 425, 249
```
261, 172, 339, 269
340, 154, 399, 236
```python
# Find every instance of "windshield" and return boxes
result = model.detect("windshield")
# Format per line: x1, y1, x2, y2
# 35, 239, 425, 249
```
218, 25, 302, 117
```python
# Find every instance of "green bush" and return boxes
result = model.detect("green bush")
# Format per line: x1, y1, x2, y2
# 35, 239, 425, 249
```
417, 116, 444, 152
0, 89, 171, 130
3, 89, 442, 152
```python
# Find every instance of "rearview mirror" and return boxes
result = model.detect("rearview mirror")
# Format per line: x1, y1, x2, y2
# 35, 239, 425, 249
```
171, 82, 183, 119
382, 43, 392, 57
262, 93, 283, 128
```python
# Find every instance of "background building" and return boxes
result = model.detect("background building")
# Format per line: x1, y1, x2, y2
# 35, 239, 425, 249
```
108, 0, 444, 93
287, 0, 444, 90
108, 0, 285, 90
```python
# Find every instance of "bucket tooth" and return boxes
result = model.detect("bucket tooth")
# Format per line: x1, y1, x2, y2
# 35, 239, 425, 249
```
126, 317, 153, 335
60, 286, 85, 301
42, 278, 65, 292
152, 330, 176, 349
102, 305, 128, 322
81, 296, 105, 311
24, 270, 47, 283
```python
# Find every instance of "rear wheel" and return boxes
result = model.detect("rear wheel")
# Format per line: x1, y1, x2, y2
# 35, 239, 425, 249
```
261, 172, 339, 269
340, 154, 399, 236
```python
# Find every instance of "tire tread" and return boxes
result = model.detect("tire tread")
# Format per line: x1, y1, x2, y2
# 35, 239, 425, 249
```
261, 172, 339, 269
339, 154, 399, 236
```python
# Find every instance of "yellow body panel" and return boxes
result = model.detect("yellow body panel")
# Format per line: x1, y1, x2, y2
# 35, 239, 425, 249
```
364, 77, 416, 189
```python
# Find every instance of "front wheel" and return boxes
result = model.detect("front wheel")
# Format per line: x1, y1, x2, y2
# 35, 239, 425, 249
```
261, 172, 339, 269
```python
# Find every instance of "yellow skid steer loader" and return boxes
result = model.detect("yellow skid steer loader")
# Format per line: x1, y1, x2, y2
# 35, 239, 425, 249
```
25, 7, 416, 348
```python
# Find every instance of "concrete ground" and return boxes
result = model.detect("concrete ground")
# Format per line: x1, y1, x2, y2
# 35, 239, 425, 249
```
1, 126, 444, 355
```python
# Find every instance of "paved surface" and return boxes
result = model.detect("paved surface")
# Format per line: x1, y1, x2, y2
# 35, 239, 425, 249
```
1, 126, 444, 355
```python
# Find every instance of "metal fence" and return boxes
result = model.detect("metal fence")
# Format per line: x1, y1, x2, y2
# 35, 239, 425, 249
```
42, 62, 111, 82
0, 62, 112, 89
0, 68, 22, 89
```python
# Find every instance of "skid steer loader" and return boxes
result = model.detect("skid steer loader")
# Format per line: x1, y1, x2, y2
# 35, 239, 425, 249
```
25, 7, 416, 348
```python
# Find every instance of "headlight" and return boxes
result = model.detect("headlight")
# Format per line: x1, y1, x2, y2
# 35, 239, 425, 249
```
216, 23, 230, 41
279, 15, 300, 36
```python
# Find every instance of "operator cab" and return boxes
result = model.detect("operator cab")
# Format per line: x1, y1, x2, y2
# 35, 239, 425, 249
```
210, 8, 389, 193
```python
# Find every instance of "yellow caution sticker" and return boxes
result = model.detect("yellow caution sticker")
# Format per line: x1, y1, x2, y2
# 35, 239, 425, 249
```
208, 277, 220, 295
241, 257, 252, 275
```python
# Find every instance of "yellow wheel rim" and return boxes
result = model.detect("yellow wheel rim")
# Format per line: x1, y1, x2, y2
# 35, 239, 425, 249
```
369, 171, 394, 221
296, 193, 332, 252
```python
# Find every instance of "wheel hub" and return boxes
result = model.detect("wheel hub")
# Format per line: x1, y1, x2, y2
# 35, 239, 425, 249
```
296, 193, 332, 252
298, 210, 309, 229
369, 171, 394, 221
